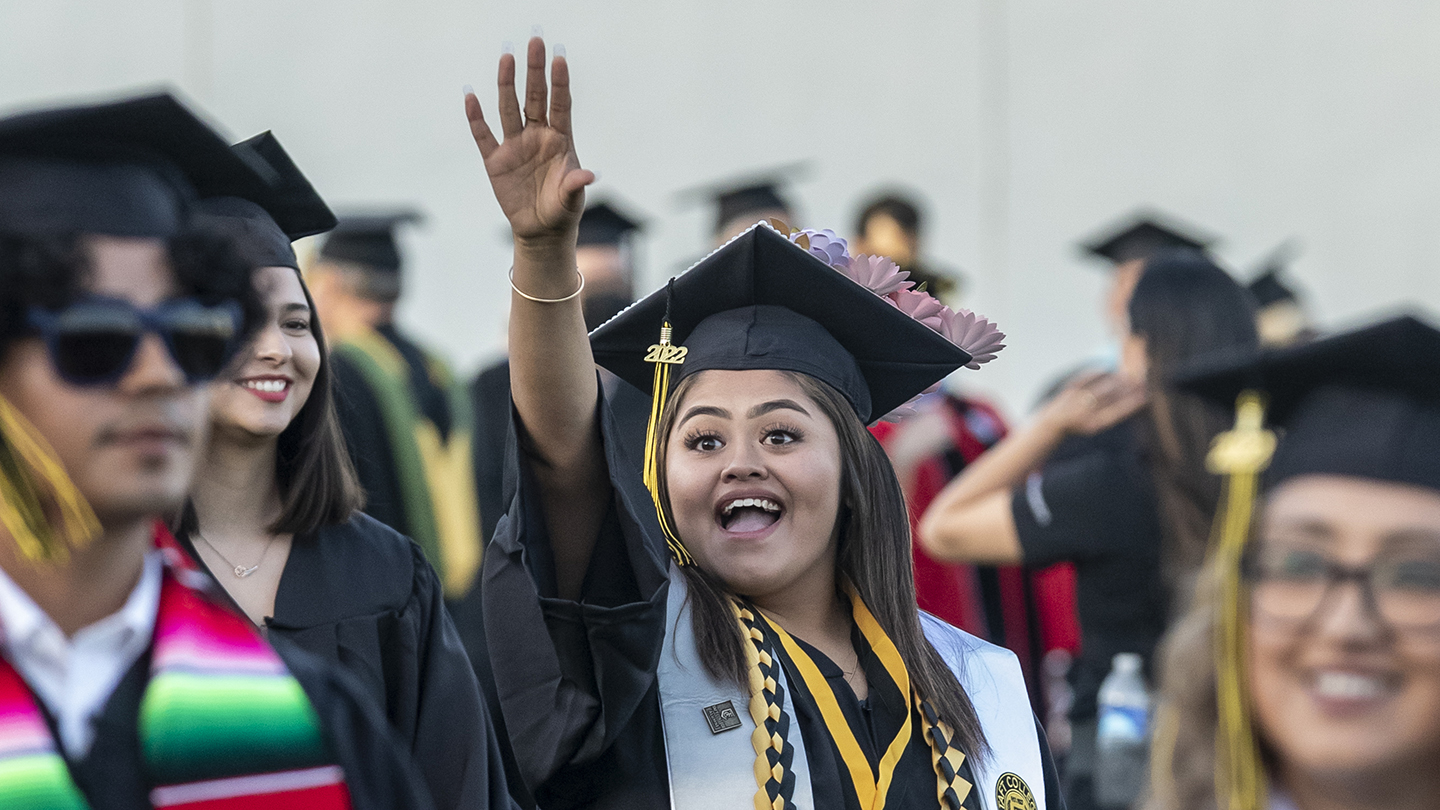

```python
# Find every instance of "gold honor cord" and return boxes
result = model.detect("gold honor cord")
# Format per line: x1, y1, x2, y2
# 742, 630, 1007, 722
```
763, 586, 914, 810
1204, 391, 1275, 810
641, 319, 693, 566
0, 394, 101, 561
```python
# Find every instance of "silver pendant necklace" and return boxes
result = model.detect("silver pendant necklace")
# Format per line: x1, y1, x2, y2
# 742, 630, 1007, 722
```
194, 529, 278, 578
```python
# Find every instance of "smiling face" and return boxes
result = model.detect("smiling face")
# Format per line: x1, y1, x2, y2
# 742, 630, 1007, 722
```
663, 369, 845, 602
0, 236, 209, 526
1248, 474, 1440, 785
208, 266, 319, 443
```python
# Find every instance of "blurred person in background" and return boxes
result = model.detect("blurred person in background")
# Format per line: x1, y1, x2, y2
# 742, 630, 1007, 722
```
1150, 315, 1440, 810
704, 172, 798, 246
1036, 212, 1217, 410
920, 250, 1258, 810
0, 93, 431, 809
851, 191, 959, 301
306, 214, 484, 611
859, 189, 1081, 733
1246, 244, 1316, 348
182, 133, 515, 810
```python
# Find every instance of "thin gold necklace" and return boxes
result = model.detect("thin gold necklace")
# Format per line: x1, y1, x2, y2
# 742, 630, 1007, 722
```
193, 529, 279, 579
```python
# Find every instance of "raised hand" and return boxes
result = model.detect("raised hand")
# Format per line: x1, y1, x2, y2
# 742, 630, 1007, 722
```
1042, 372, 1148, 436
465, 37, 594, 247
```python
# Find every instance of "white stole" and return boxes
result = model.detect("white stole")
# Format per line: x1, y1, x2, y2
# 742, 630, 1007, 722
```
657, 565, 1048, 810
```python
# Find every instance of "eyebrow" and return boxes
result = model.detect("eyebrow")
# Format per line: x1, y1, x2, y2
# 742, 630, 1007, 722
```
677, 399, 811, 428
747, 399, 811, 419
280, 303, 310, 314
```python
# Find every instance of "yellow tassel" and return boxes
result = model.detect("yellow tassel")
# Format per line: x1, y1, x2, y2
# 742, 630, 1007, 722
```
1204, 391, 1276, 810
642, 320, 694, 566
0, 394, 101, 562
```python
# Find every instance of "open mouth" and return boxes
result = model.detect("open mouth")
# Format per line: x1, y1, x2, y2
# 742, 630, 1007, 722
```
718, 497, 783, 534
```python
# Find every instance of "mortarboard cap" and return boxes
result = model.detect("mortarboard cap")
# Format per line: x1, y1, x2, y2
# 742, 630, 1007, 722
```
714, 183, 791, 237
1081, 211, 1215, 266
1247, 269, 1297, 308
590, 222, 978, 424
1178, 314, 1440, 493
0, 92, 272, 239
318, 211, 422, 273
577, 201, 644, 247
195, 132, 336, 271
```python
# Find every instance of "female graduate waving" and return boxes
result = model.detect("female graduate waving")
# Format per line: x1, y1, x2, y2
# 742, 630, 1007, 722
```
465, 38, 1062, 810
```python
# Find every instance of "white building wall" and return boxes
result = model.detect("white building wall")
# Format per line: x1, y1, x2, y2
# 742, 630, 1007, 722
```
3, 1, 1437, 414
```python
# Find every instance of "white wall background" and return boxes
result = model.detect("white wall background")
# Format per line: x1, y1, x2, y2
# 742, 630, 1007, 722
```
4, 1, 1438, 416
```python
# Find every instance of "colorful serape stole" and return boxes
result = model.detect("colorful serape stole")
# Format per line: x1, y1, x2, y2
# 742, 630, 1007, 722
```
0, 526, 354, 809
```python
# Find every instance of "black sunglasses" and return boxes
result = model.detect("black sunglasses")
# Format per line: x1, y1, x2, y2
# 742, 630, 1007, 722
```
27, 296, 243, 386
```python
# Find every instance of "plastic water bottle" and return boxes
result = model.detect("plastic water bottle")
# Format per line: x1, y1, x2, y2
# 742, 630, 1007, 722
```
1095, 652, 1149, 808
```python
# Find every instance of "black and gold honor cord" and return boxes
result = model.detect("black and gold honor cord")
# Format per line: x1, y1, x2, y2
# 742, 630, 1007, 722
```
735, 602, 799, 810
746, 585, 972, 809
0, 394, 100, 562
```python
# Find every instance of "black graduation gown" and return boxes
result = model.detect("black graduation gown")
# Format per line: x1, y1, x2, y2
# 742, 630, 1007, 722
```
37, 635, 433, 810
482, 387, 1064, 810
465, 359, 653, 809
181, 513, 516, 810
331, 324, 454, 540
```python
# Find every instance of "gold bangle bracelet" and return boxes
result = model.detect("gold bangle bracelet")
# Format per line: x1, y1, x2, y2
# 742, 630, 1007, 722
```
509, 268, 585, 303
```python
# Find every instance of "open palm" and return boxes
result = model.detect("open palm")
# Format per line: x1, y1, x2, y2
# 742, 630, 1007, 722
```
464, 37, 594, 243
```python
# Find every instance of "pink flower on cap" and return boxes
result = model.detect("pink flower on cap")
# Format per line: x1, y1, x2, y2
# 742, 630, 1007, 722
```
844, 254, 914, 297
940, 307, 1006, 370
890, 288, 947, 331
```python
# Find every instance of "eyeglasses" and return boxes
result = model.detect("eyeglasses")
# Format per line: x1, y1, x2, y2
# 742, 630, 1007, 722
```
1244, 542, 1440, 630
27, 296, 242, 387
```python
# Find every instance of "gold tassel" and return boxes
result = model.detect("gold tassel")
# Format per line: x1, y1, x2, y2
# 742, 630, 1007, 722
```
0, 394, 101, 562
642, 318, 694, 566
1204, 391, 1276, 810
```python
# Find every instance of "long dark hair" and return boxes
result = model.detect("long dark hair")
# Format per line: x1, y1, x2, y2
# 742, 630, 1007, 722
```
655, 370, 989, 759
176, 268, 362, 539
1128, 250, 1257, 599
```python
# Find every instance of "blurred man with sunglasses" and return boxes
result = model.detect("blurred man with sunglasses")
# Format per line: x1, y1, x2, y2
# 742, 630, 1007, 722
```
0, 93, 432, 809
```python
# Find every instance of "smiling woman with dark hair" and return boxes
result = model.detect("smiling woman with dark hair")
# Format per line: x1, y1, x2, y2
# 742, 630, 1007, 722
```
175, 134, 516, 810
465, 37, 1060, 810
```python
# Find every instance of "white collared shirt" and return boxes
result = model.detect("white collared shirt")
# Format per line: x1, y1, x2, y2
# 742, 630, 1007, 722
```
0, 551, 161, 759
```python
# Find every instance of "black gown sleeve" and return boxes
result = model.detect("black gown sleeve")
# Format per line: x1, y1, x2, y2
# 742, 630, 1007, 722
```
331, 349, 410, 535
1010, 441, 1154, 567
481, 380, 671, 795
404, 537, 521, 810
273, 635, 438, 810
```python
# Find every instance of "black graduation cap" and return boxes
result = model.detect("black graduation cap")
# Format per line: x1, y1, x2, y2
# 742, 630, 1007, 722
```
1247, 270, 1297, 308
1081, 211, 1216, 265
318, 211, 423, 273
577, 201, 643, 247
1177, 314, 1440, 492
195, 132, 336, 270
714, 183, 791, 236
589, 222, 974, 424
0, 92, 272, 238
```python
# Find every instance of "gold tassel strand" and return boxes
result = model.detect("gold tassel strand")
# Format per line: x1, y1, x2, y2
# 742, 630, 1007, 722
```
1204, 391, 1276, 810
0, 394, 101, 561
641, 280, 694, 565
